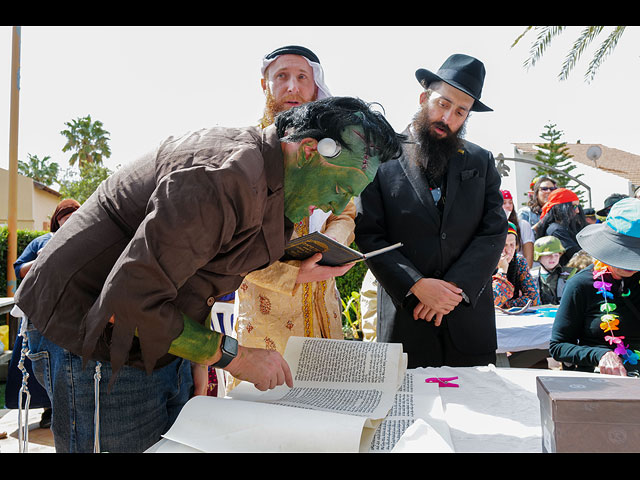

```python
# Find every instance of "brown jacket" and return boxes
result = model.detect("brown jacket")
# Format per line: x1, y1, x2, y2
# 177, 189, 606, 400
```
15, 125, 292, 375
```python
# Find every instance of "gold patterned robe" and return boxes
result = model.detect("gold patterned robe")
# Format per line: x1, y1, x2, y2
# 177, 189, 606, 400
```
234, 201, 356, 356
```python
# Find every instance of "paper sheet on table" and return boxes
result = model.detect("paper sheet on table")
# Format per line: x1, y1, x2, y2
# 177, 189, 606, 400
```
162, 395, 368, 452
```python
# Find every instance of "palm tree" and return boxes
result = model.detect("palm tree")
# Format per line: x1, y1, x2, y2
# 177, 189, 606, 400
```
60, 115, 112, 170
512, 26, 627, 83
18, 153, 60, 186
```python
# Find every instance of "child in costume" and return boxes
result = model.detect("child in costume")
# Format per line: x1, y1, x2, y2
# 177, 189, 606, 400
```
530, 236, 576, 305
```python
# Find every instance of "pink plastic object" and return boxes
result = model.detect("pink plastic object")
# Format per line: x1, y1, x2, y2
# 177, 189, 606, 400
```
425, 376, 459, 388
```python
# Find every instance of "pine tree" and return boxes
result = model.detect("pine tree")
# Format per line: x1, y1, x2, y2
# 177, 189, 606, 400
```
534, 123, 585, 201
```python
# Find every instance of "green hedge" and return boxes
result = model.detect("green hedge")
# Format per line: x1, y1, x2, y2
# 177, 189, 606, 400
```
1, 229, 369, 327
0, 226, 48, 300
335, 241, 368, 301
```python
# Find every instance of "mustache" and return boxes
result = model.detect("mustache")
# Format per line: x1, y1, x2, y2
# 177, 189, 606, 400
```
260, 89, 312, 127
430, 121, 452, 136
279, 94, 306, 103
270, 95, 309, 116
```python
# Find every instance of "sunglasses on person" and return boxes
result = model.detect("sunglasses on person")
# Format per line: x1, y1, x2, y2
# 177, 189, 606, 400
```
539, 186, 557, 192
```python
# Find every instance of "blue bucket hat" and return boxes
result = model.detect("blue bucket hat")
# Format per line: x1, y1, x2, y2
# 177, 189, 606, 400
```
577, 197, 640, 270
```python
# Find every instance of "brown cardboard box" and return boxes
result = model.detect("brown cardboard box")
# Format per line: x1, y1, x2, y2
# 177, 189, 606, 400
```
537, 375, 640, 452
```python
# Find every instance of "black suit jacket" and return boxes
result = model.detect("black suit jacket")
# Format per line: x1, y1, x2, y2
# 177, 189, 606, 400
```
355, 132, 506, 355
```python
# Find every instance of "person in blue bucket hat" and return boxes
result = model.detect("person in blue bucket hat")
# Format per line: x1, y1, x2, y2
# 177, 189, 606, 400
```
578, 197, 640, 271
549, 198, 640, 377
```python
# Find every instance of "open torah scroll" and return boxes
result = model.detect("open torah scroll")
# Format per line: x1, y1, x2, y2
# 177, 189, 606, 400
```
159, 337, 407, 452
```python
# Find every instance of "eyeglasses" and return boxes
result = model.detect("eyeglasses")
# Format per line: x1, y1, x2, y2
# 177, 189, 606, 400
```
539, 186, 557, 192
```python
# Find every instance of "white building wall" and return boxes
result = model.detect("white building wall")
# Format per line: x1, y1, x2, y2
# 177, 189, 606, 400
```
497, 148, 631, 213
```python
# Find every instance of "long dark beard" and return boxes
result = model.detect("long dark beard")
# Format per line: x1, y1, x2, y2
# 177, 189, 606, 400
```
411, 104, 466, 184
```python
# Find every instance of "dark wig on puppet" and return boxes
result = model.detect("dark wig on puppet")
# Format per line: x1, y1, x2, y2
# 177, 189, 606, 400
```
274, 96, 406, 164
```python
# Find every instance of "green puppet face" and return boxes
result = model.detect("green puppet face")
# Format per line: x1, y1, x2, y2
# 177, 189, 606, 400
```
283, 125, 382, 223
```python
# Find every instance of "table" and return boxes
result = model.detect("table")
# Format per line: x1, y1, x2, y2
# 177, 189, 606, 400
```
0, 297, 15, 316
147, 366, 609, 453
495, 307, 556, 354
409, 365, 608, 452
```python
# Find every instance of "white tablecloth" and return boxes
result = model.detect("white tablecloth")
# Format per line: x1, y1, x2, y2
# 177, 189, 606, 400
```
148, 365, 610, 453
405, 366, 606, 453
495, 308, 556, 353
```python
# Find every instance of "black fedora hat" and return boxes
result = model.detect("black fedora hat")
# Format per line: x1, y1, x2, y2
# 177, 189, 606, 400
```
415, 54, 492, 112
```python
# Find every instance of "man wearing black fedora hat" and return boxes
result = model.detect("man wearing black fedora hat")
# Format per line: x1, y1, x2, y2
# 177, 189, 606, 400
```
356, 54, 506, 368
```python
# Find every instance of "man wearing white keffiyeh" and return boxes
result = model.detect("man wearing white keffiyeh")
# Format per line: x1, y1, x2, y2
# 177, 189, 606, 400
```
226, 46, 355, 394
259, 45, 332, 128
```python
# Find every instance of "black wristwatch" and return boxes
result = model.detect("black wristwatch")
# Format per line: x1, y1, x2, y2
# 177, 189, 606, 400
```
212, 335, 238, 368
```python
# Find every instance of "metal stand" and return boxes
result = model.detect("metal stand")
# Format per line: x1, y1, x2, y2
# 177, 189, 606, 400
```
17, 317, 31, 453
93, 362, 102, 453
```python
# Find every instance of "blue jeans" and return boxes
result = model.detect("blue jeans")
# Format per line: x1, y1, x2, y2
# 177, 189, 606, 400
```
25, 321, 193, 453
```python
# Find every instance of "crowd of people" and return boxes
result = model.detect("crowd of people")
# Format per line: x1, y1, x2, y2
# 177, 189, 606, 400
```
490, 182, 640, 375
493, 183, 588, 310
5, 44, 640, 453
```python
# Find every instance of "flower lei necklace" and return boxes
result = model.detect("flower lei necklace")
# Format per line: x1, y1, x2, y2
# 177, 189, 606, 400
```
593, 260, 640, 366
